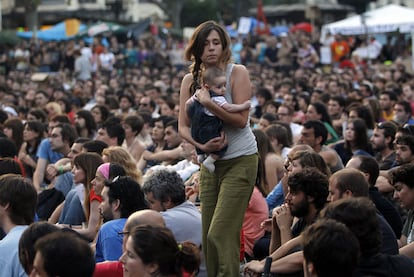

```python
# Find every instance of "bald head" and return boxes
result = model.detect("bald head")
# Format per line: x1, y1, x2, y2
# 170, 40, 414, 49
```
346, 156, 379, 187
125, 209, 165, 231
122, 209, 166, 251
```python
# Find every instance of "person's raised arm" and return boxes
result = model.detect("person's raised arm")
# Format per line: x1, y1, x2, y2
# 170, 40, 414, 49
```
142, 146, 183, 163
275, 203, 294, 246
33, 158, 48, 192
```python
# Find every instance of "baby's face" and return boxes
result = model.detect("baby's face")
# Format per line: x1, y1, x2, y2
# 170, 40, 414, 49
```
209, 76, 226, 95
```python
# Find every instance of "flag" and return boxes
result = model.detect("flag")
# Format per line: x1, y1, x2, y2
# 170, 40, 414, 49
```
256, 0, 269, 35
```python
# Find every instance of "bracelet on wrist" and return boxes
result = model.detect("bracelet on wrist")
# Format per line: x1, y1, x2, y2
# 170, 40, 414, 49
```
58, 166, 64, 175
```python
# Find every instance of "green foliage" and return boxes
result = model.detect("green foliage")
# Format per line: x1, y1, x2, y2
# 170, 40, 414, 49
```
337, 0, 375, 14
180, 1, 219, 27
15, 0, 41, 10
0, 30, 22, 46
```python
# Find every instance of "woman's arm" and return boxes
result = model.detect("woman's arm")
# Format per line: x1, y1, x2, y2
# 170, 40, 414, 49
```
75, 200, 101, 241
33, 158, 48, 192
269, 216, 282, 254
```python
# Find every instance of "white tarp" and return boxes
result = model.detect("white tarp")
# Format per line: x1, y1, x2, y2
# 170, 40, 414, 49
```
322, 4, 414, 36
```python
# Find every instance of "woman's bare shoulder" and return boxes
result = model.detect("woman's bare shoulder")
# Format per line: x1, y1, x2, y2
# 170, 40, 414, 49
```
232, 63, 248, 73
180, 73, 194, 94
183, 72, 193, 80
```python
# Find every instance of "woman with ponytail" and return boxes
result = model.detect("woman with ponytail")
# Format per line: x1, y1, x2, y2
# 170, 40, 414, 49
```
178, 20, 258, 276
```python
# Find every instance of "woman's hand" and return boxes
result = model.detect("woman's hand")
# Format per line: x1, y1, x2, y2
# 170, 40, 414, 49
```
194, 87, 210, 105
199, 132, 227, 154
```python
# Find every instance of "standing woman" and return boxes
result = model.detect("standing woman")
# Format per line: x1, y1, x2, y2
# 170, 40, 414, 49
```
178, 20, 258, 276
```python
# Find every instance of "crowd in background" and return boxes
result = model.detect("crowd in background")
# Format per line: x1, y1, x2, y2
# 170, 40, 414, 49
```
1, 23, 414, 277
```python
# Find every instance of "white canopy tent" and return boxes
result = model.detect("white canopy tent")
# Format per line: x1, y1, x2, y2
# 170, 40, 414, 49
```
321, 4, 414, 36
320, 4, 414, 68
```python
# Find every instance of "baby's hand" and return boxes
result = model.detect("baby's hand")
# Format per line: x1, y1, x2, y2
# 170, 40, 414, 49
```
243, 100, 251, 110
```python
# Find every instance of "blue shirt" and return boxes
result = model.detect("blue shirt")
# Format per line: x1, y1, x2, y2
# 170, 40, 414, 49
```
36, 138, 63, 163
95, 218, 127, 262
0, 225, 28, 277
266, 181, 285, 211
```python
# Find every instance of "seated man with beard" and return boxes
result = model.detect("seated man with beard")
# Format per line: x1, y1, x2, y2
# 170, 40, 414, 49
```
95, 176, 147, 262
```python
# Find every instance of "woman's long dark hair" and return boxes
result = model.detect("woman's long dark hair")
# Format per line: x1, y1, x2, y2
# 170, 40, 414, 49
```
311, 102, 332, 125
24, 121, 45, 155
184, 21, 232, 95
345, 118, 371, 153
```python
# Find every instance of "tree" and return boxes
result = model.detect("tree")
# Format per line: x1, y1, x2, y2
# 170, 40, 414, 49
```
146, 0, 185, 29
15, 0, 40, 30
337, 0, 377, 14
146, 0, 259, 28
